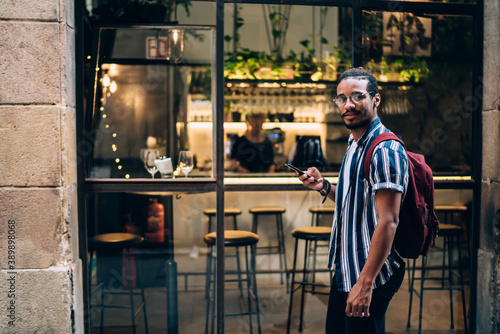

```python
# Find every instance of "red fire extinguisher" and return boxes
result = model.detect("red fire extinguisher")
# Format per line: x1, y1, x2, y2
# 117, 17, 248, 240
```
147, 199, 165, 243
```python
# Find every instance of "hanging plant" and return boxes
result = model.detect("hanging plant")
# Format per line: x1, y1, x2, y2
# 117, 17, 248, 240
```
262, 5, 293, 62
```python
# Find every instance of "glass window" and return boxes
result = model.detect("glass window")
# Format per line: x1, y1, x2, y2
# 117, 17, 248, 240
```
80, 2, 478, 334
86, 191, 217, 332
86, 1, 216, 26
220, 4, 352, 175
86, 26, 215, 179
362, 11, 474, 175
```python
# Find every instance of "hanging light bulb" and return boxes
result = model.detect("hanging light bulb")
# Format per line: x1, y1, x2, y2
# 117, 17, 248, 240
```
166, 29, 185, 63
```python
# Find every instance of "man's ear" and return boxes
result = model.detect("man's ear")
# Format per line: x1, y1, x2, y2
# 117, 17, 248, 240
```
373, 93, 381, 107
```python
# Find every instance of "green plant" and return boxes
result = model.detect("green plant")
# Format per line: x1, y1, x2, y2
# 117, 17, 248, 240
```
262, 5, 292, 61
396, 57, 430, 82
224, 5, 244, 54
224, 48, 268, 79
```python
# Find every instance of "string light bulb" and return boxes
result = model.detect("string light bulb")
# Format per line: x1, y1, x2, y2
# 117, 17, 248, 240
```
109, 81, 117, 94
102, 72, 111, 88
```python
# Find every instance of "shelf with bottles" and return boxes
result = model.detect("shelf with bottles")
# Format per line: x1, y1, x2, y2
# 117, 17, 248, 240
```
223, 80, 336, 124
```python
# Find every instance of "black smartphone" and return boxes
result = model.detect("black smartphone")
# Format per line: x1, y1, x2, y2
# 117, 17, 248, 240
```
284, 163, 317, 181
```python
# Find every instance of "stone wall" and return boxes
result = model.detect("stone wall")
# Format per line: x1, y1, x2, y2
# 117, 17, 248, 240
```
477, 0, 500, 332
0, 0, 80, 332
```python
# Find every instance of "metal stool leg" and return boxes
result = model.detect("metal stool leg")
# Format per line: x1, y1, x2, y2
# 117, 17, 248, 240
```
211, 249, 216, 334
418, 256, 426, 334
205, 246, 213, 334
275, 214, 284, 285
287, 238, 299, 334
407, 258, 417, 329
442, 236, 448, 288
208, 216, 213, 234
99, 252, 105, 334
233, 215, 243, 298
447, 235, 455, 330
125, 249, 137, 334
456, 234, 468, 332
136, 251, 149, 334
252, 214, 258, 234
251, 244, 262, 334
277, 213, 288, 291
298, 239, 310, 332
244, 245, 254, 334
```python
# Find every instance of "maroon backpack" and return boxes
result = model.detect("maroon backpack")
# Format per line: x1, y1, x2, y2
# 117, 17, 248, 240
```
363, 132, 439, 259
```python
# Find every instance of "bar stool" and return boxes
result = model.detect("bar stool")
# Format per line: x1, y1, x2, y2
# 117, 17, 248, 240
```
309, 206, 335, 227
287, 226, 332, 333
203, 208, 242, 233
249, 206, 288, 289
435, 205, 469, 253
204, 230, 261, 334
89, 232, 149, 334
406, 224, 468, 334
203, 208, 244, 297
308, 206, 334, 291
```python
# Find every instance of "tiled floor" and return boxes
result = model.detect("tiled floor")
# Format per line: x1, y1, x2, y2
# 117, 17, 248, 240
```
89, 232, 470, 334
90, 261, 469, 333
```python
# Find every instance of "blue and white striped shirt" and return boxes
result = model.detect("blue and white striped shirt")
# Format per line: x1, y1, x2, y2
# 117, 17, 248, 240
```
328, 117, 409, 292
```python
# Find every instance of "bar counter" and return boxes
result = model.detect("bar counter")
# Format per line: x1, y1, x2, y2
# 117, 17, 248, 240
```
85, 172, 473, 193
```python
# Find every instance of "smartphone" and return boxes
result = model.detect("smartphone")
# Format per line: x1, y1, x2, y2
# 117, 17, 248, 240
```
284, 163, 317, 181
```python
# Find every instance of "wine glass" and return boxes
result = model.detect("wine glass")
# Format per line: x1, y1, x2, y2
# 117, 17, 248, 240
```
178, 151, 194, 178
144, 150, 159, 178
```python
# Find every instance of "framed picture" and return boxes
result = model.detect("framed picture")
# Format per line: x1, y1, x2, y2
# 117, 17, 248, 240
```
382, 12, 432, 57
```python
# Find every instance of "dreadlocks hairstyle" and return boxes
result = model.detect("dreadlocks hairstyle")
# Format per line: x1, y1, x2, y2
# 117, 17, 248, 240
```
337, 67, 379, 97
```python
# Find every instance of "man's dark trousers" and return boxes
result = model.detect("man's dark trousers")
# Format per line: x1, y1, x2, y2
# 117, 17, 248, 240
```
325, 264, 405, 333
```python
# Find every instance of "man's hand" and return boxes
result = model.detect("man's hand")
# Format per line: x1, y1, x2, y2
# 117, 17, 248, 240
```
296, 167, 323, 191
345, 279, 373, 317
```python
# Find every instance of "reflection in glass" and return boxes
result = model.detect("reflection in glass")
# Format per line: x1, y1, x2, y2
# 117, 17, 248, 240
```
362, 12, 473, 176
86, 26, 214, 179
86, 191, 218, 333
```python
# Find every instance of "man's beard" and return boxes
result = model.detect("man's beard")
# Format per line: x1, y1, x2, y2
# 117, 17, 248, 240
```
341, 111, 371, 130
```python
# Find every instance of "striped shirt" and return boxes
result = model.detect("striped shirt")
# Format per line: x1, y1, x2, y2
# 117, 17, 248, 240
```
328, 117, 409, 292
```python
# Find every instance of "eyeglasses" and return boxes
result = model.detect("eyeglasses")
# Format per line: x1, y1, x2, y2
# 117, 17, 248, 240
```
333, 92, 372, 108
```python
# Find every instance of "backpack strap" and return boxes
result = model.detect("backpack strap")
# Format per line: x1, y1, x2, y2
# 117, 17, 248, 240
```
363, 132, 406, 182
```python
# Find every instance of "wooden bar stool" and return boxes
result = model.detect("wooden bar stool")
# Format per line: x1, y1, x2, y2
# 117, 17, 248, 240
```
407, 224, 468, 334
434, 205, 467, 225
249, 206, 288, 289
435, 205, 469, 254
309, 206, 335, 227
89, 233, 149, 334
287, 226, 332, 333
203, 208, 244, 297
203, 208, 242, 233
204, 230, 261, 334
308, 206, 334, 291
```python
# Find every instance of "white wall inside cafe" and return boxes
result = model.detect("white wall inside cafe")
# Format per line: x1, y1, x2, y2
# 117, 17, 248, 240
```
178, 2, 340, 59
172, 189, 332, 283
171, 188, 472, 284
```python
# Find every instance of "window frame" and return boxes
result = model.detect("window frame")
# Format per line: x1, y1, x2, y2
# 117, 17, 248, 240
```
75, 0, 483, 332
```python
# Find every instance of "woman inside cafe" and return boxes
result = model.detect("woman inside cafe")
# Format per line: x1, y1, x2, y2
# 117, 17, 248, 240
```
230, 113, 276, 173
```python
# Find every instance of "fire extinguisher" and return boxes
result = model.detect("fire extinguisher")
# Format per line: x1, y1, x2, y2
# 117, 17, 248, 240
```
146, 198, 165, 243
